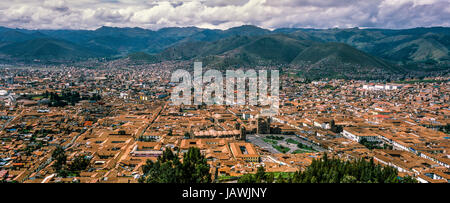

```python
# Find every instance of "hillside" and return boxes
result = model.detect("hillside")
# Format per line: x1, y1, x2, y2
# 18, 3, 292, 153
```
0, 25, 448, 78
0, 38, 105, 61
151, 34, 394, 70
127, 52, 160, 63
291, 42, 392, 68
279, 27, 450, 66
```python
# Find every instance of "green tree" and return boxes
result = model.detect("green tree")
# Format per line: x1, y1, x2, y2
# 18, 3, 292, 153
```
289, 154, 417, 183
238, 174, 256, 183
180, 147, 211, 183
276, 174, 287, 183
140, 147, 211, 183
266, 173, 275, 183
140, 148, 182, 183
341, 175, 357, 183
52, 146, 67, 172
69, 155, 91, 173
255, 166, 266, 183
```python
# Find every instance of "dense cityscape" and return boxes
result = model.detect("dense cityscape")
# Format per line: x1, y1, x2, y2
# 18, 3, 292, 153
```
0, 0, 449, 191
0, 61, 448, 183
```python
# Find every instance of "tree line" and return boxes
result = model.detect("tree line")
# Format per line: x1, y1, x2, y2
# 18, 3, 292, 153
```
238, 153, 417, 183
138, 147, 211, 183
138, 148, 416, 183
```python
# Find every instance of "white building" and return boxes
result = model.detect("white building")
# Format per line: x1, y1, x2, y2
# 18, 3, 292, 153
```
362, 84, 401, 91
342, 129, 381, 142
314, 120, 331, 130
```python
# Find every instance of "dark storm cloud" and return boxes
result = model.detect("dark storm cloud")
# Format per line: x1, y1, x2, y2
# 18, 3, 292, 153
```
0, 0, 448, 30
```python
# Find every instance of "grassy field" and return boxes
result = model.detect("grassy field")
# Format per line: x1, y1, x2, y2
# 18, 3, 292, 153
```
268, 172, 295, 179
297, 143, 316, 151
273, 144, 290, 153
217, 175, 239, 182
263, 138, 278, 145
286, 138, 300, 145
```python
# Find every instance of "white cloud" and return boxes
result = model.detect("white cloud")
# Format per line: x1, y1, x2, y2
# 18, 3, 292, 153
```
0, 0, 448, 30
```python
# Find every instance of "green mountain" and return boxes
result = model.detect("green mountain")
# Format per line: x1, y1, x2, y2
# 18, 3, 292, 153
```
0, 38, 105, 61
291, 42, 392, 68
279, 27, 450, 66
290, 42, 400, 80
376, 36, 449, 64
158, 35, 254, 60
0, 25, 448, 78
151, 34, 393, 68
239, 35, 310, 64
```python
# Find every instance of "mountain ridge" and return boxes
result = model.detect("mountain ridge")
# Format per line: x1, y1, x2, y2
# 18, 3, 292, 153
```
0, 25, 448, 78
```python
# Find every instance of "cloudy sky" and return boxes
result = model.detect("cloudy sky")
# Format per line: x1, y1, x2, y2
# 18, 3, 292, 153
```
0, 0, 449, 30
